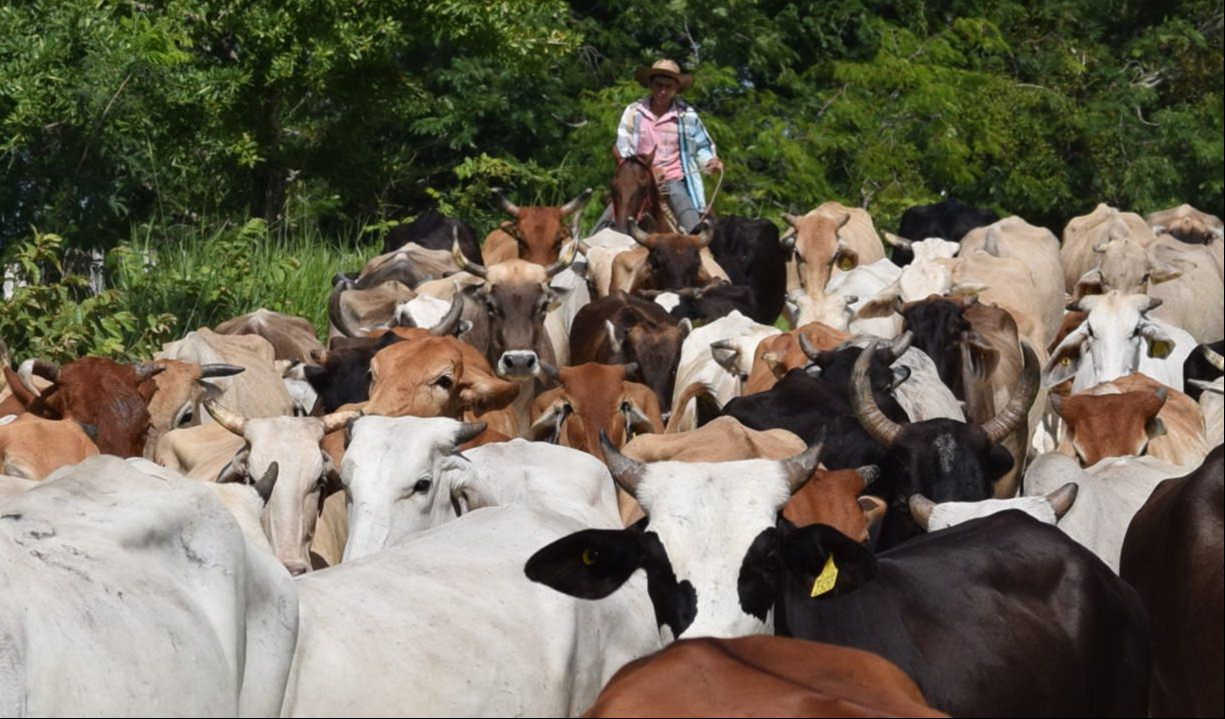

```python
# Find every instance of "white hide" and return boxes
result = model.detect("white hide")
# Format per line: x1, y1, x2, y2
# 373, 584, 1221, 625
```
671, 311, 782, 432
397, 293, 453, 329
921, 496, 1059, 531
282, 504, 660, 718
1199, 378, 1224, 446
546, 264, 591, 368
1023, 452, 1184, 572
823, 258, 903, 337
580, 228, 639, 298
0, 456, 297, 717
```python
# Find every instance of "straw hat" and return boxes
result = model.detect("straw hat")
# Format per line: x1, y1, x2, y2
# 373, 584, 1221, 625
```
634, 59, 694, 93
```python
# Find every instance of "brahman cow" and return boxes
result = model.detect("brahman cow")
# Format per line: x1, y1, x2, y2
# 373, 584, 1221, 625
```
0, 413, 98, 480
781, 202, 886, 302
528, 363, 664, 462
669, 310, 781, 432
959, 216, 1065, 344
1061, 203, 1159, 293
214, 308, 324, 363
158, 328, 295, 419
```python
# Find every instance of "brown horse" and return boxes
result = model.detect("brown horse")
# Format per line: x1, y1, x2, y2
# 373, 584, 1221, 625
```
610, 149, 670, 235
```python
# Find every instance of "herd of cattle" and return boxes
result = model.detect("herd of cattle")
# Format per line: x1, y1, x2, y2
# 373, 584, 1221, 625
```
0, 193, 1222, 717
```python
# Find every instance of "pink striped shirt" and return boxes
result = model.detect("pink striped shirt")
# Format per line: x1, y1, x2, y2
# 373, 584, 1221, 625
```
635, 103, 684, 182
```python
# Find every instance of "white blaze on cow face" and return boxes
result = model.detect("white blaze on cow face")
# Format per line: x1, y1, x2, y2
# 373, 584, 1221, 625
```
632, 459, 794, 639
340, 416, 479, 561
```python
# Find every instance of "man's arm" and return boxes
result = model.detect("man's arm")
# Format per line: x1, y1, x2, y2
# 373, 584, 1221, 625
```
614, 103, 640, 159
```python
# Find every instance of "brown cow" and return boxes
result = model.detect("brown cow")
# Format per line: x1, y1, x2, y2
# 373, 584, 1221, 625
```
482, 187, 594, 266
3, 357, 163, 458
0, 413, 99, 480
528, 363, 663, 461
584, 636, 944, 718
1120, 445, 1223, 718
364, 335, 520, 421
784, 467, 887, 543
616, 222, 719, 294
745, 322, 852, 394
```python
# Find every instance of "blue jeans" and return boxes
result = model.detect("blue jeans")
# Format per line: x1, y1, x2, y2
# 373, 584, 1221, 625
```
663, 180, 702, 233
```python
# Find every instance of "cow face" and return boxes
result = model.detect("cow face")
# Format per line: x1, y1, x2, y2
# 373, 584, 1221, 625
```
365, 336, 519, 418
527, 438, 826, 640
208, 402, 359, 575
622, 321, 687, 411
492, 188, 593, 265
340, 416, 485, 561
144, 360, 246, 459
6, 357, 163, 458
630, 223, 714, 291
1051, 388, 1167, 466
780, 213, 854, 295
529, 364, 663, 458
1075, 238, 1182, 298
1045, 292, 1176, 391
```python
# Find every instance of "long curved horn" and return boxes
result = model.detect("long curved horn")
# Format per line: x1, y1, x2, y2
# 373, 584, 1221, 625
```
798, 332, 821, 361
253, 461, 279, 504
778, 441, 825, 494
452, 237, 488, 279
629, 221, 651, 246
199, 364, 245, 379
491, 187, 521, 218
204, 398, 247, 436
599, 429, 648, 498
1204, 344, 1225, 372
17, 359, 60, 397
560, 188, 594, 217
980, 341, 1040, 445
328, 281, 361, 338
1046, 482, 1078, 520
428, 295, 465, 336
320, 408, 363, 435
850, 340, 904, 448
544, 241, 578, 279
131, 362, 166, 383
908, 494, 936, 530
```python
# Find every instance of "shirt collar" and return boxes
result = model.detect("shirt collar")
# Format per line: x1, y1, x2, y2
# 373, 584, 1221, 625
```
639, 98, 681, 122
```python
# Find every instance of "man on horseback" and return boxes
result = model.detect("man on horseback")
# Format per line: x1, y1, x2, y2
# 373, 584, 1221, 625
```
606, 59, 722, 234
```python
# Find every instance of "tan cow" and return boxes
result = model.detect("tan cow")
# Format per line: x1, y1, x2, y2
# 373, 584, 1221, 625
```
327, 279, 416, 339
1147, 203, 1224, 247
143, 359, 245, 460
782, 202, 886, 297
0, 413, 99, 480
214, 308, 324, 363
528, 363, 664, 461
1062, 204, 1158, 293
157, 329, 294, 419
364, 335, 521, 422
960, 216, 1065, 345
1053, 372, 1210, 468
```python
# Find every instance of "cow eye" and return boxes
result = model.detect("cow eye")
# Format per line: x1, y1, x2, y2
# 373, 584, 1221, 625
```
177, 408, 193, 427
620, 400, 632, 413
413, 479, 432, 494
434, 375, 454, 390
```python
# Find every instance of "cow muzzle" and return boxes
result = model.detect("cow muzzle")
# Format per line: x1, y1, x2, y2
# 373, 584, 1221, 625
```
497, 351, 540, 380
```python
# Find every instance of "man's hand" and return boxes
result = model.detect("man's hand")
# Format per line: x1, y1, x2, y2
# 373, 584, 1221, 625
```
703, 158, 724, 174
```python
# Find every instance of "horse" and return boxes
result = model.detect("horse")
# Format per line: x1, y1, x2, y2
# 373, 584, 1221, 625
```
610, 149, 673, 235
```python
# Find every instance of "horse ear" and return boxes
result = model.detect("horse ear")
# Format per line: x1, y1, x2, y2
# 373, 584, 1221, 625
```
643, 149, 656, 166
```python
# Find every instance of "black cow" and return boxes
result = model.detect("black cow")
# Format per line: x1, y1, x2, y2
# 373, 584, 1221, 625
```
773, 511, 1150, 717
665, 281, 757, 325
1183, 340, 1224, 401
304, 333, 404, 412
382, 209, 482, 264
894, 198, 999, 265
708, 216, 786, 323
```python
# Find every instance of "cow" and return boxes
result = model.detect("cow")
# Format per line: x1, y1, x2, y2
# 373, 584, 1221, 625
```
893, 197, 999, 265
744, 322, 852, 394
364, 333, 521, 421
143, 359, 245, 459
618, 221, 722, 295
783, 466, 888, 543
849, 236, 964, 328
584, 636, 944, 718
578, 228, 640, 298
669, 310, 781, 432
1197, 378, 1223, 445
907, 481, 1079, 531
2, 357, 163, 458
1120, 445, 1223, 718
959, 216, 1065, 344
815, 257, 904, 336
1062, 203, 1159, 293
1146, 203, 1224, 245
1184, 341, 1225, 400
1053, 373, 1210, 468
663, 280, 760, 325
1045, 291, 1194, 393
200, 400, 360, 575
0, 413, 98, 480
707, 216, 787, 323
529, 363, 663, 458
0, 455, 298, 716
158, 328, 295, 419
781, 203, 886, 302
214, 308, 324, 363
568, 291, 689, 411
382, 208, 483, 264
327, 278, 416, 339
481, 187, 594, 265
1023, 451, 1185, 571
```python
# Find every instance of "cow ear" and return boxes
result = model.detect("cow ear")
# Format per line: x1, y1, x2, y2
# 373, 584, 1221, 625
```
461, 376, 520, 414
677, 318, 693, 339
857, 496, 888, 530
1147, 262, 1182, 284
1044, 331, 1086, 388
854, 290, 901, 320
1073, 268, 1104, 300
779, 523, 877, 598
524, 529, 644, 600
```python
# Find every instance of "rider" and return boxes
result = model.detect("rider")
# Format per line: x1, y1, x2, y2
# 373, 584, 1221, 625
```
614, 59, 723, 233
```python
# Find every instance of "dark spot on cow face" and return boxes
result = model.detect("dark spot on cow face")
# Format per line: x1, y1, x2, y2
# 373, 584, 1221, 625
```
901, 300, 973, 388
646, 237, 704, 290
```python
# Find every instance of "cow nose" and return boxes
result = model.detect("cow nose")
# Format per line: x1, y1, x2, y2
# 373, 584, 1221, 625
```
498, 351, 539, 379
285, 560, 311, 577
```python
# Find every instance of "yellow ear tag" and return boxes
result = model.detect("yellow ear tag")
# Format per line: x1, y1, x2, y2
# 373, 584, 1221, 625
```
1148, 341, 1169, 358
838, 258, 855, 270
581, 547, 598, 566
810, 554, 839, 597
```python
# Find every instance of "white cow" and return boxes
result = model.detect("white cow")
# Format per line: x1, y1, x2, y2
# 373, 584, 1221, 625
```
1193, 377, 1223, 446
1023, 452, 1184, 572
907, 482, 1079, 531
670, 310, 781, 432
0, 455, 297, 717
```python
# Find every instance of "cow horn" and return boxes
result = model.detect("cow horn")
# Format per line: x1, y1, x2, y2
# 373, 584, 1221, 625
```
131, 362, 167, 383
199, 364, 245, 379
320, 408, 363, 435
428, 295, 465, 336
883, 232, 913, 250
491, 187, 521, 218
629, 221, 651, 246
1046, 482, 1079, 520
778, 441, 825, 495
328, 282, 361, 338
600, 429, 647, 498
856, 465, 881, 490
253, 462, 279, 504
884, 331, 914, 363
452, 237, 488, 279
980, 342, 1040, 446
1141, 297, 1163, 314
1203, 345, 1224, 372
798, 332, 821, 361
17, 359, 60, 397
1188, 379, 1223, 395
456, 421, 487, 445
204, 398, 247, 436
908, 494, 936, 529
560, 187, 594, 217
544, 241, 578, 279
781, 213, 798, 228
851, 340, 903, 448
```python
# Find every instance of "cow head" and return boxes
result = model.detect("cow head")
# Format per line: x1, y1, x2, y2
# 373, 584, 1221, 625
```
1074, 236, 1182, 299
782, 466, 885, 543
746, 323, 852, 394
453, 241, 575, 381
526, 437, 864, 640
629, 222, 714, 291
1044, 292, 1177, 391
365, 334, 520, 418
1051, 385, 1168, 466
780, 212, 854, 294
144, 360, 245, 459
908, 482, 1078, 531
605, 315, 689, 412
529, 364, 663, 458
0, 413, 99, 480
207, 400, 360, 575
6, 357, 164, 458
340, 415, 486, 561
492, 187, 593, 265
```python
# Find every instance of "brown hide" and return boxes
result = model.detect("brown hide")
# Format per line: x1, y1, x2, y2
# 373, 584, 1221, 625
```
529, 364, 664, 462
783, 468, 884, 543
584, 636, 945, 719
365, 336, 520, 419
0, 414, 99, 480
214, 308, 324, 363
746, 322, 852, 394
